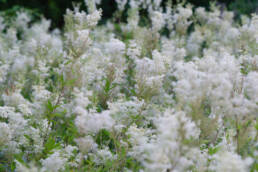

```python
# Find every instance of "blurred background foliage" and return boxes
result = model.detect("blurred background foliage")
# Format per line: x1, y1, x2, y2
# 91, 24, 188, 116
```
0, 0, 257, 29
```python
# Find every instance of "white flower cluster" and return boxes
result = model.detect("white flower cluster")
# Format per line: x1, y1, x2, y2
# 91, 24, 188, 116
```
0, 0, 257, 171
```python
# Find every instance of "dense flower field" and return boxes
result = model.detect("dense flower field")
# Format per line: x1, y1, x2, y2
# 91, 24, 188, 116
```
0, 0, 257, 171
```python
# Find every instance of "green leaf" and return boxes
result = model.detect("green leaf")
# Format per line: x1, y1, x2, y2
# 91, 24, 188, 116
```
46, 100, 54, 112
208, 146, 220, 155
43, 137, 61, 156
14, 153, 26, 166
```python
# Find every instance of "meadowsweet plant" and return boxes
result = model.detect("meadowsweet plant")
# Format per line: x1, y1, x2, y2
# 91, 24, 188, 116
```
0, 0, 257, 171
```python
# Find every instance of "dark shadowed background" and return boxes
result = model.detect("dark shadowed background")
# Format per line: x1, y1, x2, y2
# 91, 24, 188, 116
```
0, 0, 257, 29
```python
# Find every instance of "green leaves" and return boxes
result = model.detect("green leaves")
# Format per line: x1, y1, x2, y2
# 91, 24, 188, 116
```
43, 137, 61, 157
46, 100, 59, 112
97, 77, 118, 111
0, 0, 7, 3
121, 55, 137, 98
208, 146, 220, 155
45, 100, 61, 122
44, 99, 79, 145
103, 78, 116, 95
95, 129, 115, 151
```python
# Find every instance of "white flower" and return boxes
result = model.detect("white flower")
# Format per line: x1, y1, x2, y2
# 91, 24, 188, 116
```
105, 38, 125, 55
116, 0, 127, 11
0, 123, 12, 146
127, 40, 141, 60
41, 151, 67, 172
76, 135, 98, 153
0, 106, 16, 118
16, 161, 40, 172
32, 86, 51, 102
109, 97, 145, 124
75, 110, 114, 134
15, 12, 31, 30
3, 90, 28, 107
92, 147, 116, 164
151, 11, 165, 31
244, 71, 258, 103
210, 151, 253, 172
86, 10, 102, 28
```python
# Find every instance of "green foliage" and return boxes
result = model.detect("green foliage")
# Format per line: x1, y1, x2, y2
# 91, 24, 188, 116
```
95, 129, 115, 151
121, 55, 137, 98
208, 146, 220, 155
97, 77, 118, 111
229, 0, 258, 17
43, 137, 61, 157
